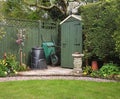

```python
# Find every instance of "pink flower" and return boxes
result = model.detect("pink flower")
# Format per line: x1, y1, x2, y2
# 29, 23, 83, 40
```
16, 39, 23, 45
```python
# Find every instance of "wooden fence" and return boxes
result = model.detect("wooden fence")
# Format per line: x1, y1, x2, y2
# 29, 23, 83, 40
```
0, 18, 58, 66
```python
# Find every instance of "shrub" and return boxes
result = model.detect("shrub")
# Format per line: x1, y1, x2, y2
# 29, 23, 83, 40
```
0, 53, 29, 77
99, 63, 120, 78
0, 53, 19, 77
0, 59, 8, 77
90, 70, 100, 77
90, 63, 120, 79
5, 53, 19, 71
80, 0, 120, 60
83, 66, 92, 75
17, 63, 28, 71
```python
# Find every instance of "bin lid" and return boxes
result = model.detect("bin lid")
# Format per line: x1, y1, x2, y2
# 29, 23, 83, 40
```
32, 47, 43, 50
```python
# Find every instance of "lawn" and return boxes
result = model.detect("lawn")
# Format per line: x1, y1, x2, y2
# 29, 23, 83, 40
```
0, 80, 119, 99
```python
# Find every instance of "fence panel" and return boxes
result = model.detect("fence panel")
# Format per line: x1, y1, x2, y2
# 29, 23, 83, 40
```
0, 19, 58, 66
40, 21, 58, 45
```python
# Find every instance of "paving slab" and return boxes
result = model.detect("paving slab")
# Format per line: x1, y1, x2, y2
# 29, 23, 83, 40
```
18, 66, 73, 76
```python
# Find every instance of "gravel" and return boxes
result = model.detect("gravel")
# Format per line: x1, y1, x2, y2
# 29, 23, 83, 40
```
0, 76, 117, 82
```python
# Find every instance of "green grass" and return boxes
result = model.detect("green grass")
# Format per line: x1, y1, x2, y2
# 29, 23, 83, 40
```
0, 80, 119, 99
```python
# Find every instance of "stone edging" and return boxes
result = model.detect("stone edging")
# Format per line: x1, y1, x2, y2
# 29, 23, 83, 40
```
0, 75, 118, 82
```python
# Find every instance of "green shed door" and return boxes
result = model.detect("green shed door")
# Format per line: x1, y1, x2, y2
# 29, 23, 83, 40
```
61, 21, 82, 68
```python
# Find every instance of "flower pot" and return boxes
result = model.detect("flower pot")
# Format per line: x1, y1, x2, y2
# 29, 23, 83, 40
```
92, 61, 98, 71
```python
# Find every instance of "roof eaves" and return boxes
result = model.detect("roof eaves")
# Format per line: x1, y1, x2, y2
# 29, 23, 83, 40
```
60, 14, 81, 25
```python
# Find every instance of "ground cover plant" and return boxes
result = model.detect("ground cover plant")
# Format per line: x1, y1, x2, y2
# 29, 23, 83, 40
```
0, 53, 27, 77
91, 63, 120, 78
83, 63, 120, 80
0, 80, 119, 99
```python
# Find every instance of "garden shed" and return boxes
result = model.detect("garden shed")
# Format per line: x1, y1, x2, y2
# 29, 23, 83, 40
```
60, 14, 82, 68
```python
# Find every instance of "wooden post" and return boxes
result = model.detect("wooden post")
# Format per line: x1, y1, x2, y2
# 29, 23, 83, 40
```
20, 48, 23, 66
3, 52, 7, 60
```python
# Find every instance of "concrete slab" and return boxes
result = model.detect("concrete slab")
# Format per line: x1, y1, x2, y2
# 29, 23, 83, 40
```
18, 66, 73, 76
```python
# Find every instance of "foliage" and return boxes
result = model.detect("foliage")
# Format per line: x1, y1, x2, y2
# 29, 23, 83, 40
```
0, 60, 7, 77
0, 26, 5, 40
5, 53, 19, 71
83, 66, 92, 75
2, 0, 44, 20
90, 70, 100, 77
98, 63, 120, 77
24, 0, 68, 20
0, 1, 5, 40
80, 0, 120, 60
0, 53, 28, 77
2, 0, 96, 21
0, 53, 19, 77
112, 0, 120, 57
1, 0, 102, 21
2, 0, 63, 20
113, 31, 120, 57
17, 63, 28, 71
90, 63, 120, 79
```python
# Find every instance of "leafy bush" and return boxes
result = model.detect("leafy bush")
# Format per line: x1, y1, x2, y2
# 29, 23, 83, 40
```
0, 53, 28, 77
112, 0, 120, 57
90, 70, 100, 77
5, 53, 19, 72
0, 53, 19, 77
99, 63, 120, 77
90, 63, 120, 79
83, 66, 92, 75
0, 69, 7, 77
17, 63, 28, 71
80, 0, 120, 60
0, 60, 8, 77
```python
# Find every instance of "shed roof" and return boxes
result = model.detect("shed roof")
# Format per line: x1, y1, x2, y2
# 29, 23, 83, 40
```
60, 14, 82, 25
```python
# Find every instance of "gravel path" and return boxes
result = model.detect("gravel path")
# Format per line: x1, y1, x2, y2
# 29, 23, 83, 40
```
0, 76, 117, 82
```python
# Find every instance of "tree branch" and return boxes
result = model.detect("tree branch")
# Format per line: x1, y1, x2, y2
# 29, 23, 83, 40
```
24, 0, 68, 15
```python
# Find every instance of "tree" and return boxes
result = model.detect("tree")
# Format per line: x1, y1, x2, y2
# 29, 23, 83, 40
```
0, 1, 5, 40
112, 0, 120, 57
2, 0, 44, 20
23, 0, 101, 20
80, 0, 118, 62
24, 0, 77, 20
3, 0, 89, 20
2, 0, 102, 20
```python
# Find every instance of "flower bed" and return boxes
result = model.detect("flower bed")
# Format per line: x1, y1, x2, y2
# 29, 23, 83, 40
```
0, 53, 27, 77
83, 63, 120, 80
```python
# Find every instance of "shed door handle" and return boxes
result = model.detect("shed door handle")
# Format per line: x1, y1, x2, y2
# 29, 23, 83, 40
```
62, 43, 66, 47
